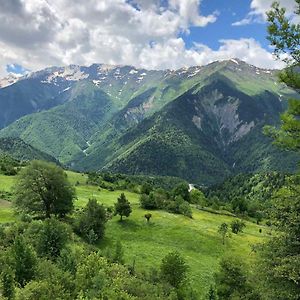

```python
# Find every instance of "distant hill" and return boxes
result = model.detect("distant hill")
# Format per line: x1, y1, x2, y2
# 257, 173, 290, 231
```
0, 137, 58, 163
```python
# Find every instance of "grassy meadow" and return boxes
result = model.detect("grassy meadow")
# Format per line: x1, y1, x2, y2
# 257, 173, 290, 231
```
0, 170, 268, 297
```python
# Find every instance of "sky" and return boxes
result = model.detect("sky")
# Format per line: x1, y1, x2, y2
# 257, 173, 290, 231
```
0, 0, 298, 77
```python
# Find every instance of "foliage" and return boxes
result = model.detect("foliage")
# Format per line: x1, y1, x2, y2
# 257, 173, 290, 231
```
1, 267, 15, 300
257, 181, 300, 299
0, 153, 18, 176
112, 240, 125, 264
0, 137, 58, 165
14, 160, 75, 218
264, 0, 300, 150
76, 198, 107, 243
255, 2, 300, 298
215, 256, 258, 300
230, 220, 246, 234
140, 192, 157, 209
207, 286, 217, 300
205, 172, 288, 218
140, 189, 193, 218
189, 189, 207, 205
115, 193, 132, 221
11, 236, 37, 287
35, 218, 71, 259
0, 169, 268, 299
172, 183, 190, 202
160, 251, 188, 288
218, 223, 228, 245
144, 213, 152, 223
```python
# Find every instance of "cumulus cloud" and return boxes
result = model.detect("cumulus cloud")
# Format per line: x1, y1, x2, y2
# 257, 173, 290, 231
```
0, 0, 284, 77
138, 38, 285, 70
233, 0, 299, 26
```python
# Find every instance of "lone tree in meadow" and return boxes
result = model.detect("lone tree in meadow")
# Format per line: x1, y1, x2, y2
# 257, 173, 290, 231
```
218, 223, 228, 245
14, 160, 75, 218
230, 220, 246, 234
115, 193, 132, 221
144, 213, 152, 223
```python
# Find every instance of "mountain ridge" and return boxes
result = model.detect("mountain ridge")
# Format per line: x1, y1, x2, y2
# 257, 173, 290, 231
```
0, 59, 299, 184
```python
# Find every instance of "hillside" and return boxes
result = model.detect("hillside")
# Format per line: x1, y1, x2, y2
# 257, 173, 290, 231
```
0, 170, 267, 298
0, 137, 58, 163
77, 75, 299, 185
0, 59, 299, 184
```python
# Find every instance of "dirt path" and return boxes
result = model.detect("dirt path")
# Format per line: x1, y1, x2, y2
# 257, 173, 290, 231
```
0, 199, 12, 208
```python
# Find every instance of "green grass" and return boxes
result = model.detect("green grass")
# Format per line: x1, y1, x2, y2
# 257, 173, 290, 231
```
0, 199, 15, 223
0, 174, 16, 192
0, 171, 267, 298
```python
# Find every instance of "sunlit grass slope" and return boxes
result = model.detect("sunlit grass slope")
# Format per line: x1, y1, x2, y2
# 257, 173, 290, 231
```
0, 171, 267, 297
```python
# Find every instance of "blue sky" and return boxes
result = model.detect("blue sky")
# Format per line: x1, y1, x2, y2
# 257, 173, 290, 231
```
184, 0, 269, 50
0, 0, 296, 77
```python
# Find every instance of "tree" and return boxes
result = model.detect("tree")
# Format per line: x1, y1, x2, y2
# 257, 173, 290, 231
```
256, 2, 300, 298
77, 198, 107, 243
215, 256, 253, 300
14, 160, 75, 218
172, 183, 190, 202
207, 285, 217, 300
36, 218, 70, 259
1, 267, 15, 300
160, 251, 188, 288
257, 183, 300, 299
190, 189, 207, 205
114, 193, 132, 221
112, 240, 124, 264
230, 219, 246, 234
218, 223, 228, 245
144, 213, 152, 223
140, 183, 153, 195
264, 1, 300, 150
140, 192, 157, 210
11, 236, 37, 287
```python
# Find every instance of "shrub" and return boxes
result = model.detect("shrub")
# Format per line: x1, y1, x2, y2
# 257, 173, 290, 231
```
160, 251, 188, 288
230, 220, 246, 234
76, 199, 107, 243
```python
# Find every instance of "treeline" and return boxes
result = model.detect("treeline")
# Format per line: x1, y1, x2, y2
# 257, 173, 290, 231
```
86, 171, 187, 191
87, 172, 194, 218
0, 153, 20, 176
202, 172, 289, 221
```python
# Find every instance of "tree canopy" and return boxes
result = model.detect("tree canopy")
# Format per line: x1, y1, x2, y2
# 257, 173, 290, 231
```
264, 0, 300, 150
14, 160, 75, 218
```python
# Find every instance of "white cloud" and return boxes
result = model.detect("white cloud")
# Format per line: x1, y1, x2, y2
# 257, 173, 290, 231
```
0, 0, 284, 77
138, 38, 285, 70
232, 0, 299, 26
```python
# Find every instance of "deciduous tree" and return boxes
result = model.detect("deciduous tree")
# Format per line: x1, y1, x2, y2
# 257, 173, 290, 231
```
14, 160, 75, 218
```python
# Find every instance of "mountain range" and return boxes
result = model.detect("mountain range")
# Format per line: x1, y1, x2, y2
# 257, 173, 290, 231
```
0, 59, 298, 185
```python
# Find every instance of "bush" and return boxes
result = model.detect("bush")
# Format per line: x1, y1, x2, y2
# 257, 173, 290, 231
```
76, 199, 107, 243
140, 193, 158, 210
230, 220, 246, 234
160, 251, 188, 288
35, 218, 71, 259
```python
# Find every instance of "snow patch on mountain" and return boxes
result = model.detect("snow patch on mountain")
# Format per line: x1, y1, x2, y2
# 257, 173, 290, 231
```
0, 73, 21, 88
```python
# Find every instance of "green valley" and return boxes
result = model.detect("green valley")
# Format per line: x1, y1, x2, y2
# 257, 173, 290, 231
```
0, 168, 267, 298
